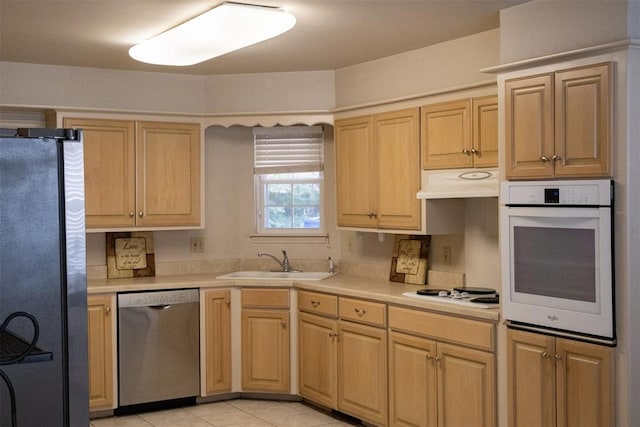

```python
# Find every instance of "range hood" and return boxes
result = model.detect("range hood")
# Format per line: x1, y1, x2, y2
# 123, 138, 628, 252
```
416, 168, 499, 199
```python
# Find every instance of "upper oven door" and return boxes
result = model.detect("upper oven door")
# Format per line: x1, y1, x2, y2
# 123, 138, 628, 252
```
500, 205, 613, 338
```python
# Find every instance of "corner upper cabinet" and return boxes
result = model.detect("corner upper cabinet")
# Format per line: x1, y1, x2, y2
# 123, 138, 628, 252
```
421, 96, 498, 169
504, 63, 611, 179
62, 118, 201, 229
335, 108, 421, 231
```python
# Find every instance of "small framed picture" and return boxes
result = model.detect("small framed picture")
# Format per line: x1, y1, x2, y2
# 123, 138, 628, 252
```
389, 235, 430, 285
106, 232, 155, 279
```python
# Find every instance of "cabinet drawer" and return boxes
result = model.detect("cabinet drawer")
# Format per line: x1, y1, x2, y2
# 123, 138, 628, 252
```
339, 297, 386, 327
242, 288, 289, 308
388, 306, 494, 351
298, 291, 338, 317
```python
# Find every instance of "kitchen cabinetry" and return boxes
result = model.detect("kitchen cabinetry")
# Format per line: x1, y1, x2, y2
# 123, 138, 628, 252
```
338, 297, 388, 425
298, 291, 339, 408
241, 288, 290, 392
87, 294, 115, 411
62, 117, 201, 229
203, 289, 231, 395
388, 306, 495, 427
504, 62, 611, 179
421, 96, 498, 169
298, 291, 388, 426
335, 108, 421, 231
507, 328, 614, 427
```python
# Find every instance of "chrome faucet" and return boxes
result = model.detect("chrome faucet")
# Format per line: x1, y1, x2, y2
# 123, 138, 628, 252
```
258, 250, 298, 272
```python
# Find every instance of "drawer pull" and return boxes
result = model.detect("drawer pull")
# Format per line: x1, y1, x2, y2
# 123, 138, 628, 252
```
311, 300, 320, 307
281, 320, 287, 328
354, 308, 366, 316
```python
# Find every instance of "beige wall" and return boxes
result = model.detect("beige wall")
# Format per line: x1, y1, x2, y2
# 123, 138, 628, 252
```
334, 29, 499, 108
500, 0, 633, 64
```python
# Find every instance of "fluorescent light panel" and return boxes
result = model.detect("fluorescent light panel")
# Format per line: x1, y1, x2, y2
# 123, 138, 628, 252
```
129, 2, 296, 66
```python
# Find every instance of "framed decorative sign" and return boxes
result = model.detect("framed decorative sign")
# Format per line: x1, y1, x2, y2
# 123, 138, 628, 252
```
389, 235, 430, 284
106, 232, 155, 279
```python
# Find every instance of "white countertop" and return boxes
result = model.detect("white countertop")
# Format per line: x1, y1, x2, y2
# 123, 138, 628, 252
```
88, 272, 500, 322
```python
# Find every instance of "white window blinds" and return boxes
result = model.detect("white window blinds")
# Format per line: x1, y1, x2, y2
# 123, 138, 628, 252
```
253, 126, 324, 174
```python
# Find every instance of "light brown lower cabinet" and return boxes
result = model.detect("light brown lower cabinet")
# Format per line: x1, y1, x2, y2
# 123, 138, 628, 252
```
507, 328, 615, 427
298, 311, 338, 408
203, 289, 232, 395
87, 294, 114, 411
388, 306, 496, 427
337, 320, 388, 426
298, 291, 388, 426
241, 289, 290, 392
388, 331, 495, 427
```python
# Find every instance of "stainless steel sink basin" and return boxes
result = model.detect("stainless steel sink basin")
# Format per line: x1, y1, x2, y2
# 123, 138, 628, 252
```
216, 271, 336, 281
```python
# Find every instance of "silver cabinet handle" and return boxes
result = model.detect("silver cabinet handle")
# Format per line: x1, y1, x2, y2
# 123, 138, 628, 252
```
225, 299, 230, 305
462, 148, 470, 155
106, 306, 111, 315
540, 156, 550, 162
552, 154, 562, 162
541, 351, 550, 358
311, 300, 320, 307
129, 212, 135, 218
554, 354, 563, 362
281, 320, 287, 328
366, 212, 378, 219
426, 353, 433, 361
471, 148, 478, 155
354, 308, 366, 316
139, 211, 144, 217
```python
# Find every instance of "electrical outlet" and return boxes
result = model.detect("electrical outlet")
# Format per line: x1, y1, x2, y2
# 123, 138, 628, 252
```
190, 237, 204, 253
442, 246, 451, 265
347, 234, 354, 252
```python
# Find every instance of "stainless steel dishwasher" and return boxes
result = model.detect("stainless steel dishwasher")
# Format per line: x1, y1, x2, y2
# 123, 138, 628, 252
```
117, 289, 200, 409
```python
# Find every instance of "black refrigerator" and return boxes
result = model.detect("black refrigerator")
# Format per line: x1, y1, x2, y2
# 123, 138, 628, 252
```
0, 129, 88, 426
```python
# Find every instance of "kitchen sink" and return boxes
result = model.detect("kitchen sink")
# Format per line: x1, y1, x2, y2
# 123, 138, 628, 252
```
216, 271, 336, 281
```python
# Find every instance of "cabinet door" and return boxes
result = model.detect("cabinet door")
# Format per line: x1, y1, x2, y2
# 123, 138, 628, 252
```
421, 99, 472, 169
437, 343, 495, 427
556, 338, 614, 427
335, 116, 377, 228
136, 121, 201, 227
337, 320, 387, 426
388, 331, 437, 427
204, 290, 232, 395
472, 96, 499, 168
87, 295, 114, 410
375, 108, 421, 230
298, 312, 337, 408
554, 63, 611, 178
63, 118, 135, 228
241, 309, 290, 392
504, 74, 555, 179
506, 329, 555, 427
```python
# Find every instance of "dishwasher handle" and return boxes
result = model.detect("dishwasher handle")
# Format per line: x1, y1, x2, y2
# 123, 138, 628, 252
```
118, 289, 199, 309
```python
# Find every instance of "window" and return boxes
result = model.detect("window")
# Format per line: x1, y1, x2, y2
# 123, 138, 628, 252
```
254, 126, 324, 234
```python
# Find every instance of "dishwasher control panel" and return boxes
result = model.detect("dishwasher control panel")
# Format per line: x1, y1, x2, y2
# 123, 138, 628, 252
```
118, 289, 199, 308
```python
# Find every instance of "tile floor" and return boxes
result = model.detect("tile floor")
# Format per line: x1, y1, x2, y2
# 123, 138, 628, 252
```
90, 399, 363, 427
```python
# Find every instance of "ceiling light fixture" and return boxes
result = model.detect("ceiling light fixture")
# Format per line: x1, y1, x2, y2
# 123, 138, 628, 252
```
129, 2, 296, 66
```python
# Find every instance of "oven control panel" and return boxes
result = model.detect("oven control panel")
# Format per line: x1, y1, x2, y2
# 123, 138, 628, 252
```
501, 179, 612, 206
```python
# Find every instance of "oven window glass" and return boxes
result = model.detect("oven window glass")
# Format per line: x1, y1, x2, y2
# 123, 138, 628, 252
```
513, 226, 596, 302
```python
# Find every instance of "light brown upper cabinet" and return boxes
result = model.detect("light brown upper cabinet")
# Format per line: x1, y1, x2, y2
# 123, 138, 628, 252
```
504, 62, 611, 179
63, 118, 201, 229
421, 96, 498, 169
335, 108, 421, 231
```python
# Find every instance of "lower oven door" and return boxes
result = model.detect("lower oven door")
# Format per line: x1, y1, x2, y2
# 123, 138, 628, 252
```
500, 205, 614, 340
